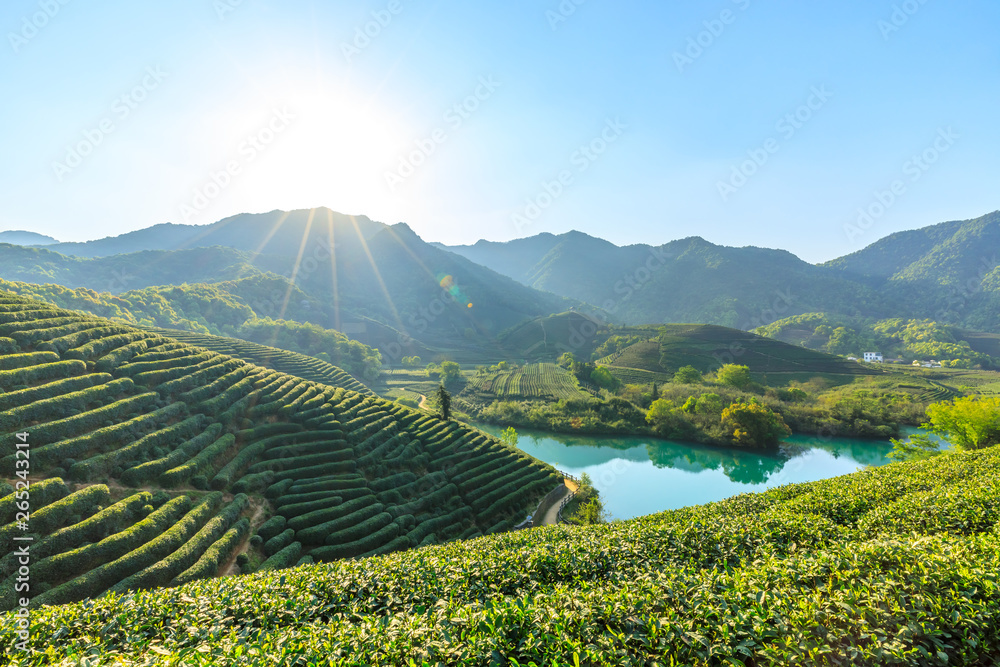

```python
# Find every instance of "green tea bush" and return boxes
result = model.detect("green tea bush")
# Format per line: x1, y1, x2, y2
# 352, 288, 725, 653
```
255, 515, 286, 542
258, 541, 302, 572
64, 331, 155, 361
94, 338, 164, 372
0, 491, 150, 580
0, 478, 67, 525
171, 517, 249, 586
0, 485, 110, 552
263, 528, 295, 557
231, 470, 275, 494
120, 423, 224, 487
159, 434, 235, 486
292, 499, 383, 543
70, 410, 199, 481
287, 475, 367, 496
26, 495, 193, 602
313, 516, 399, 560
0, 359, 85, 391
0, 350, 59, 370
109, 494, 247, 593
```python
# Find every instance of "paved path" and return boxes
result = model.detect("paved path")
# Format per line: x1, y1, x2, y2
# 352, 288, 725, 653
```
538, 484, 572, 526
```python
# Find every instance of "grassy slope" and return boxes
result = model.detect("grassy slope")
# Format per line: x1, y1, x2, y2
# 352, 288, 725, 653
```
4, 445, 998, 665
0, 291, 558, 610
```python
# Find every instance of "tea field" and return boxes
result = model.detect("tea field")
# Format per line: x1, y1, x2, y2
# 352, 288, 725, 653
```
0, 291, 558, 613
3, 440, 999, 664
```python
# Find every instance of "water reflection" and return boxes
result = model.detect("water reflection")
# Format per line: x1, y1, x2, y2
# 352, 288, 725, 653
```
475, 424, 895, 520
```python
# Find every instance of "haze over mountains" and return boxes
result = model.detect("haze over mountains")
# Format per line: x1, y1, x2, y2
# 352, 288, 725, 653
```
2, 208, 998, 356
442, 210, 1000, 332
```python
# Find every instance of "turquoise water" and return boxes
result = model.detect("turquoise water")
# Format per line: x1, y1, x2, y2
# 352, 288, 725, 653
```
477, 424, 906, 520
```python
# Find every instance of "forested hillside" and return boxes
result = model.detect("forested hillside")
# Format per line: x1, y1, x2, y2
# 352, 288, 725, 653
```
0, 291, 558, 611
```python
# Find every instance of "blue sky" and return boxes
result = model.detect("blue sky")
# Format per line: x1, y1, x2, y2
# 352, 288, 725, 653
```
1, 0, 997, 262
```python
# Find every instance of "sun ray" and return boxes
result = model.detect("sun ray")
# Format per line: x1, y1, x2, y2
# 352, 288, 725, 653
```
278, 208, 317, 322
347, 215, 404, 332
325, 208, 341, 332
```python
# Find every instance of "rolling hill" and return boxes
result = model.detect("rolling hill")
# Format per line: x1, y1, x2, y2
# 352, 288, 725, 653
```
0, 291, 559, 611
500, 313, 875, 383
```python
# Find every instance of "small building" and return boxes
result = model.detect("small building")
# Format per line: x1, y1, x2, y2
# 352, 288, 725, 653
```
863, 352, 883, 363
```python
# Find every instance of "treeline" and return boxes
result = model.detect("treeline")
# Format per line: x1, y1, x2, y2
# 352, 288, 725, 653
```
478, 363, 924, 448
756, 313, 998, 368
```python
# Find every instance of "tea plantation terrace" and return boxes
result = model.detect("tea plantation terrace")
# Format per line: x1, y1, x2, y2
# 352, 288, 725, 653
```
0, 291, 558, 610
3, 438, 998, 664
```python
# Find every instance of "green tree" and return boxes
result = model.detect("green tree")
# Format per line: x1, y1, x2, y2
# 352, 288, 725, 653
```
439, 360, 462, 385
590, 366, 622, 392
716, 364, 753, 390
500, 426, 518, 448
924, 395, 1000, 450
694, 392, 724, 415
557, 352, 576, 369
721, 401, 791, 447
887, 433, 943, 463
673, 365, 702, 384
436, 384, 452, 421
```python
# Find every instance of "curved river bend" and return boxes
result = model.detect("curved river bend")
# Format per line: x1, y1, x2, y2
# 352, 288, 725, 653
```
477, 425, 908, 520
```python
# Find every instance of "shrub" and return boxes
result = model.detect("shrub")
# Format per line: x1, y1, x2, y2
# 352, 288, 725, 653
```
287, 475, 367, 496
159, 434, 235, 486
263, 528, 295, 557
27, 495, 192, 592
33, 494, 223, 607
120, 423, 224, 487
0, 478, 68, 525
0, 350, 59, 371
249, 535, 263, 548
313, 517, 400, 561
94, 338, 164, 372
231, 470, 275, 494
171, 517, 250, 586
0, 359, 86, 391
0, 373, 113, 413
292, 499, 383, 544
258, 541, 302, 572
109, 494, 247, 593
69, 410, 199, 481
256, 515, 287, 542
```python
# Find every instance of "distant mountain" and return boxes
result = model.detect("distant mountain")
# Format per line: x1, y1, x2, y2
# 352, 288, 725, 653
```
0, 211, 579, 361
443, 232, 889, 329
823, 210, 1000, 331
44, 208, 385, 259
442, 211, 1000, 333
0, 230, 59, 245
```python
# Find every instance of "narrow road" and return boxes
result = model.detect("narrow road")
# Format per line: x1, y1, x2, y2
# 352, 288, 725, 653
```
538, 484, 572, 526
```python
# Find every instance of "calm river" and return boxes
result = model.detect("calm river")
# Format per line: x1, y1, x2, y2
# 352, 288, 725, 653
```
476, 424, 914, 520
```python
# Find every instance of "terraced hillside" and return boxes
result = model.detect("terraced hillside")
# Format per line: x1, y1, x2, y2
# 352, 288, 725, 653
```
144, 327, 373, 396
5, 443, 999, 664
0, 292, 558, 611
462, 363, 590, 407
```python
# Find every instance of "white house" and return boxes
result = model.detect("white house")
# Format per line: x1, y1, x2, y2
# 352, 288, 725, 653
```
863, 352, 883, 363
